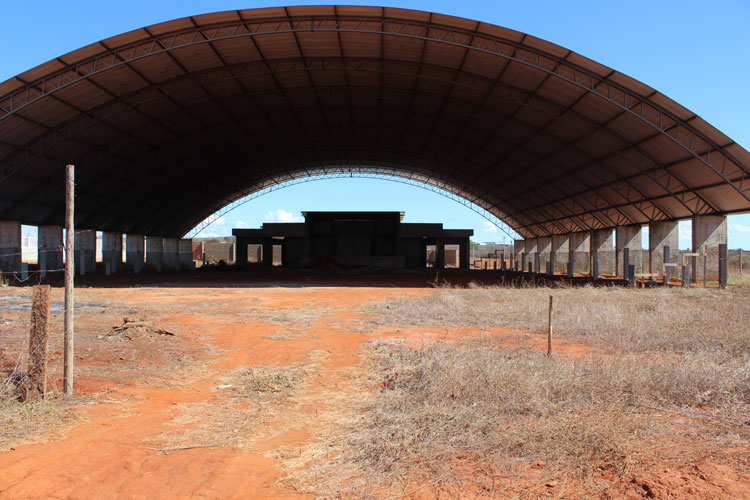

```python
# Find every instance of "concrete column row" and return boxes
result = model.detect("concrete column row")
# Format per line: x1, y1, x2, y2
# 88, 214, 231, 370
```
513, 215, 727, 283
0, 222, 195, 278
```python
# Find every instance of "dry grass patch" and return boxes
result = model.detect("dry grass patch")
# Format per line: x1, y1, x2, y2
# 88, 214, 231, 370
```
364, 285, 750, 356
285, 339, 750, 498
0, 392, 90, 451
152, 364, 308, 453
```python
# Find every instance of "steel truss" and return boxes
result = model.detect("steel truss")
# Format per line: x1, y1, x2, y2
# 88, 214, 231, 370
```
185, 171, 518, 242
0, 9, 747, 239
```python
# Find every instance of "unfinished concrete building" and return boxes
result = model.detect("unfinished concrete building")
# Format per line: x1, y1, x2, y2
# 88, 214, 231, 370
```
0, 6, 748, 283
234, 212, 472, 269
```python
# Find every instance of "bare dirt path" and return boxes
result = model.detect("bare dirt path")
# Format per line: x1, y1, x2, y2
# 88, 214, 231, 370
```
0, 285, 431, 499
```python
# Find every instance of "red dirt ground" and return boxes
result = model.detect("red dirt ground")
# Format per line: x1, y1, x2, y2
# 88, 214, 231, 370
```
0, 277, 747, 499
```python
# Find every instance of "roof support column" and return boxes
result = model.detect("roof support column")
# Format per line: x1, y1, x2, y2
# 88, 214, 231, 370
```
649, 221, 679, 280
179, 239, 194, 270
590, 229, 614, 278
616, 225, 642, 278
536, 236, 551, 275
568, 232, 590, 277
146, 236, 163, 271
38, 225, 63, 276
692, 215, 727, 283
126, 235, 144, 273
162, 238, 179, 271
524, 238, 537, 272
74, 230, 96, 276
551, 234, 569, 275
459, 238, 469, 270
102, 232, 122, 275
436, 238, 445, 269
513, 240, 524, 271
0, 221, 22, 277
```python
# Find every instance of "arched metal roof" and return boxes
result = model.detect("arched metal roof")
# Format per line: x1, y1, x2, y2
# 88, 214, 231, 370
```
1, 5, 748, 239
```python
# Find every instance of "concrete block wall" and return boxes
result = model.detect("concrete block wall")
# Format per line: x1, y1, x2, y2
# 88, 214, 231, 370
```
162, 237, 179, 270
179, 239, 193, 268
126, 234, 145, 272
568, 232, 590, 275
74, 230, 96, 276
524, 238, 537, 272
0, 221, 21, 275
649, 221, 678, 277
146, 236, 163, 269
615, 225, 643, 277
535, 236, 551, 274
551, 234, 569, 274
692, 215, 727, 282
102, 232, 122, 274
591, 229, 614, 276
38, 225, 63, 273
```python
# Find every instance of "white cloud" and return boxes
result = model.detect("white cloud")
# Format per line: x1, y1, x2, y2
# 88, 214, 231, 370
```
265, 209, 303, 223
213, 216, 226, 226
235, 220, 250, 228
729, 223, 750, 234
481, 221, 498, 233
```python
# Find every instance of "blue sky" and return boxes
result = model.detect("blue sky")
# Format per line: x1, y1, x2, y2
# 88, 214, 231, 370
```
3, 0, 749, 248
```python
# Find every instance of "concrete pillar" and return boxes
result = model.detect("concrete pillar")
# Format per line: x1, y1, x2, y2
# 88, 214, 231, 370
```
459, 238, 469, 270
262, 238, 273, 266
0, 221, 22, 276
524, 238, 537, 272
649, 221, 678, 277
590, 229, 614, 277
535, 236, 551, 275
126, 234, 145, 273
513, 240, 524, 271
38, 225, 63, 275
74, 230, 96, 276
616, 225, 642, 278
102, 232, 122, 275
551, 235, 569, 275
146, 236, 163, 270
179, 239, 193, 269
568, 232, 590, 276
162, 237, 179, 270
436, 238, 445, 269
692, 215, 727, 283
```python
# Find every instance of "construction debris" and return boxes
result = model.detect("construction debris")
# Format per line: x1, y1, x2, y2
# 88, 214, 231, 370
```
101, 318, 175, 341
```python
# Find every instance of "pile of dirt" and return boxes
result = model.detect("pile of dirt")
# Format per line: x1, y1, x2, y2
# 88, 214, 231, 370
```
100, 318, 176, 342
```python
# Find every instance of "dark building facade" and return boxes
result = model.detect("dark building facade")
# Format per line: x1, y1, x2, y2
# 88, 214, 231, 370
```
233, 212, 472, 269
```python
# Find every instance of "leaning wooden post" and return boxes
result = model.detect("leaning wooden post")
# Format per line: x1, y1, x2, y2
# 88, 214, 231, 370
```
64, 164, 75, 395
26, 285, 51, 401
546, 295, 553, 356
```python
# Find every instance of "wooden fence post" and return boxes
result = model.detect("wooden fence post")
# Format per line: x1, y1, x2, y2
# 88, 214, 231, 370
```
26, 285, 51, 400
546, 295, 553, 356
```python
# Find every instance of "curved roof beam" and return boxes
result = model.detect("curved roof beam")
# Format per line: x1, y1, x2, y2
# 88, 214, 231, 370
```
0, 6, 747, 238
